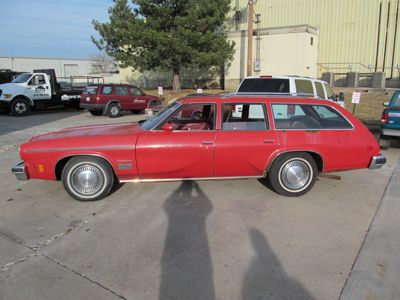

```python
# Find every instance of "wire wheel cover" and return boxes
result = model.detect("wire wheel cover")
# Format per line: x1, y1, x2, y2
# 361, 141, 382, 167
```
70, 164, 105, 195
280, 159, 311, 191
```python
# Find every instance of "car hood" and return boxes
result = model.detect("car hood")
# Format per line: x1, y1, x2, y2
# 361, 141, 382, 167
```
30, 122, 143, 142
0, 82, 25, 93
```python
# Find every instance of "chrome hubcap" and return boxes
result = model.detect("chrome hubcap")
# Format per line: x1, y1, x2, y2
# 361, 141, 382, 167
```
15, 102, 27, 114
71, 164, 104, 195
110, 106, 119, 115
280, 160, 311, 190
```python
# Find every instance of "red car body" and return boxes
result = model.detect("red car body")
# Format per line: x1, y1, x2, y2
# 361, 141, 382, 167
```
80, 84, 160, 118
12, 95, 385, 201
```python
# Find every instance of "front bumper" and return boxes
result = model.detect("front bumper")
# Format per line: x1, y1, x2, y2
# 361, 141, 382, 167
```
369, 155, 387, 169
11, 161, 29, 181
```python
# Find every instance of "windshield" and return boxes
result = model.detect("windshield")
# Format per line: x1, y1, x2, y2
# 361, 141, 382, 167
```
12, 73, 32, 83
140, 102, 181, 130
323, 83, 335, 100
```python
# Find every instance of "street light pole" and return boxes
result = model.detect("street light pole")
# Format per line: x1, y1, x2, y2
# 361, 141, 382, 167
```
247, 0, 254, 77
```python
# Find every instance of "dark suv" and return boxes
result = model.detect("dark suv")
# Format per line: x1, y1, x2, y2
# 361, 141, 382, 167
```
80, 84, 161, 118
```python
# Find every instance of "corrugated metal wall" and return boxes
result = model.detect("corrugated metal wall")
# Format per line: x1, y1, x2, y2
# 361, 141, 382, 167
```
230, 0, 400, 78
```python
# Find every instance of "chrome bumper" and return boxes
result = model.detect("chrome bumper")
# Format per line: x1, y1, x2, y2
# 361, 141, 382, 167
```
11, 161, 28, 181
369, 155, 387, 169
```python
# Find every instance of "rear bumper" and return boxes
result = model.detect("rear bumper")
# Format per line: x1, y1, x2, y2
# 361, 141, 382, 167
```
11, 161, 29, 181
382, 128, 400, 137
369, 155, 387, 169
80, 103, 105, 110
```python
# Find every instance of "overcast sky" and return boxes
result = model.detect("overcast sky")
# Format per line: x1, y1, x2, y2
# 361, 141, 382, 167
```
0, 0, 114, 59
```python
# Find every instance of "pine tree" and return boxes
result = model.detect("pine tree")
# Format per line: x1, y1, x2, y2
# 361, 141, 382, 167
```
92, 0, 235, 91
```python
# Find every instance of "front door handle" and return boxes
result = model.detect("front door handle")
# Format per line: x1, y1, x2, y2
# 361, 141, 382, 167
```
263, 139, 275, 143
202, 141, 214, 145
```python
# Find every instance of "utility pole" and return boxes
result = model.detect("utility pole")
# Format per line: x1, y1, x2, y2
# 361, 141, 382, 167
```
247, 0, 254, 76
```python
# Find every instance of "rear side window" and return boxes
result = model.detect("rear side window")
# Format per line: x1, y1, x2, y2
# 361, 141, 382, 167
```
222, 103, 268, 130
83, 86, 98, 95
315, 82, 325, 99
237, 78, 289, 93
391, 92, 400, 106
116, 86, 128, 96
272, 104, 352, 129
101, 85, 113, 95
295, 80, 314, 96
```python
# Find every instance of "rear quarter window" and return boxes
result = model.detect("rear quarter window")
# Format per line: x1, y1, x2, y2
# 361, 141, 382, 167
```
295, 79, 314, 96
238, 78, 290, 93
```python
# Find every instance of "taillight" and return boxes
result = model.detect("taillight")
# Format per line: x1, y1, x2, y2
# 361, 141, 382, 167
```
96, 96, 100, 102
381, 111, 388, 124
260, 75, 272, 78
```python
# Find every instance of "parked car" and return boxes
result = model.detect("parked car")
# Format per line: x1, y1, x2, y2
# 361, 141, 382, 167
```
379, 90, 400, 149
12, 95, 385, 201
236, 75, 345, 107
80, 84, 161, 118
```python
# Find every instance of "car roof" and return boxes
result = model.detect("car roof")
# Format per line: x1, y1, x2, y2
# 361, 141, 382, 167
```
242, 75, 328, 84
177, 95, 332, 105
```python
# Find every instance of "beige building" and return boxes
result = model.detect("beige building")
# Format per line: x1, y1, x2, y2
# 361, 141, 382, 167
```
228, 0, 400, 88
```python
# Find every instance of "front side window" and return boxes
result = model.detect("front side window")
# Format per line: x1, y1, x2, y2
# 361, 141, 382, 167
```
116, 86, 128, 96
315, 82, 325, 99
130, 87, 144, 96
30, 75, 45, 85
222, 103, 268, 130
160, 103, 215, 131
101, 85, 113, 95
295, 79, 314, 96
272, 104, 352, 129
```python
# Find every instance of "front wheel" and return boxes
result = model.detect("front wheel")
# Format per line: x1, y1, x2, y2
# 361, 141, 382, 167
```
11, 98, 30, 116
268, 152, 317, 197
62, 156, 115, 201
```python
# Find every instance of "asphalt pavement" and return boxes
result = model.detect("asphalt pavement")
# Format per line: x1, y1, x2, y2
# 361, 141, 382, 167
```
0, 109, 399, 300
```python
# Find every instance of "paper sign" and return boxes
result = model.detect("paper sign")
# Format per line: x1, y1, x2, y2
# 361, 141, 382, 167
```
196, 88, 203, 94
158, 86, 163, 96
351, 92, 361, 104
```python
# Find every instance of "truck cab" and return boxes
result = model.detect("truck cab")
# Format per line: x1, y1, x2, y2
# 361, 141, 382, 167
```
379, 90, 400, 149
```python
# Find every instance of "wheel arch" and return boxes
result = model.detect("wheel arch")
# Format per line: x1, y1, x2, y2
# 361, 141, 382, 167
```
55, 154, 116, 181
105, 100, 121, 111
12, 95, 34, 106
265, 150, 324, 175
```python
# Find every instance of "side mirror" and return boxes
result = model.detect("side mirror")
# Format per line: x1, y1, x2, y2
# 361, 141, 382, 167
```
161, 123, 173, 131
383, 102, 389, 107
339, 92, 345, 101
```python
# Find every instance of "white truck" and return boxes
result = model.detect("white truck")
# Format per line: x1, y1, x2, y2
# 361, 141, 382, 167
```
0, 69, 103, 116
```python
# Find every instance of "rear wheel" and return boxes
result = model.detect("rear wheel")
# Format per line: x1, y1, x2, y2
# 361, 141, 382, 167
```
268, 152, 317, 197
11, 98, 30, 116
107, 103, 121, 118
62, 156, 115, 201
89, 110, 103, 116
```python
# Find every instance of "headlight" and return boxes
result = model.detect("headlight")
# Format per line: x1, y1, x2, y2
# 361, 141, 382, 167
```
3, 94, 13, 99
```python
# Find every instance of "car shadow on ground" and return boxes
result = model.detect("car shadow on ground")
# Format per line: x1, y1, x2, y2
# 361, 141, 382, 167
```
0, 108, 82, 136
158, 180, 313, 300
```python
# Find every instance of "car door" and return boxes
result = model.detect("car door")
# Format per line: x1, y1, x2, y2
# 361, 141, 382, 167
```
25, 74, 52, 100
115, 85, 130, 109
213, 102, 278, 177
136, 103, 217, 179
129, 86, 147, 110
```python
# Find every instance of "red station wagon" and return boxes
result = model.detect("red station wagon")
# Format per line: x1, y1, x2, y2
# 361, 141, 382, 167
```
80, 84, 160, 118
12, 95, 386, 201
